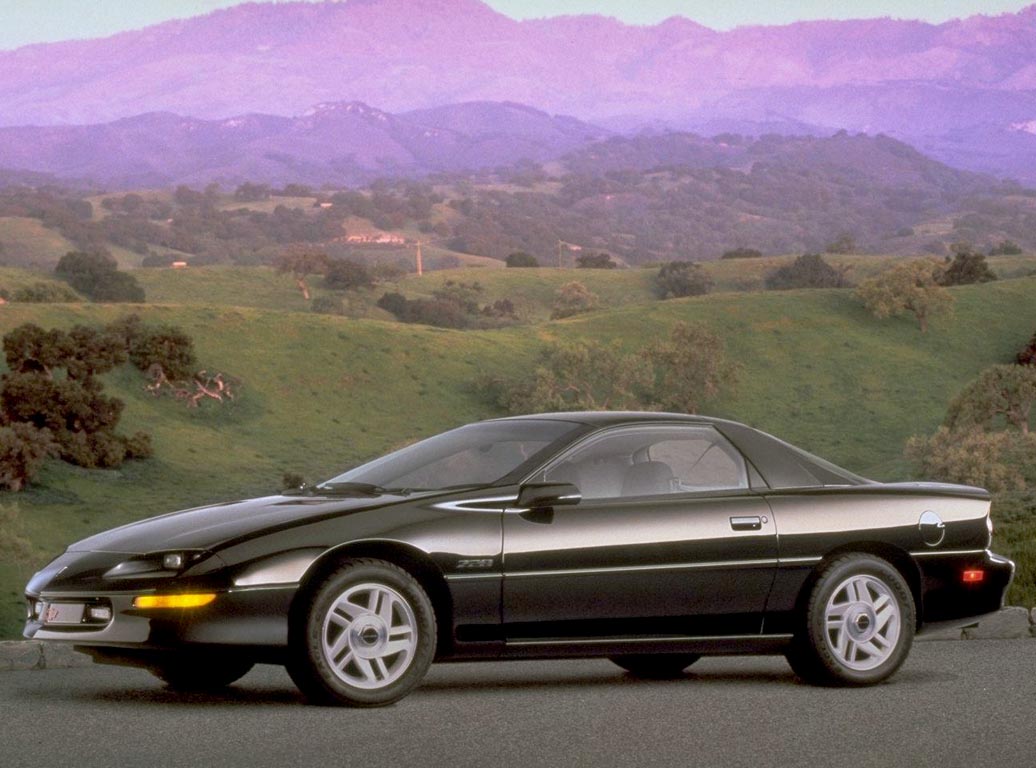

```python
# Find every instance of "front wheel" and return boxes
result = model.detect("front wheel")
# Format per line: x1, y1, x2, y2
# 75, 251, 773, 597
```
787, 554, 915, 686
286, 559, 436, 707
610, 654, 700, 678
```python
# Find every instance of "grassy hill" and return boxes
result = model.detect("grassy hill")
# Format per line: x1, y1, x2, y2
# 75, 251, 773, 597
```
125, 253, 1036, 320
1, 275, 1034, 637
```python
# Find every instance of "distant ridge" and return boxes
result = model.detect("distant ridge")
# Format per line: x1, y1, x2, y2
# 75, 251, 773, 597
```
0, 101, 611, 187
1, 0, 1036, 178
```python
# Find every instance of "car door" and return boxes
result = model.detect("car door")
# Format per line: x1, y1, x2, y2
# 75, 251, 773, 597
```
501, 424, 777, 640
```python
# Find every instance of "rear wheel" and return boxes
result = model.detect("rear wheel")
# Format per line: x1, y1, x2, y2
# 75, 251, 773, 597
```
286, 559, 436, 707
149, 655, 254, 691
609, 654, 700, 679
787, 554, 915, 686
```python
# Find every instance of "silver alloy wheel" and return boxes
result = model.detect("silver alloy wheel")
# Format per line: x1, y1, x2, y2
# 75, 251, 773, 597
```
320, 582, 418, 690
823, 574, 901, 671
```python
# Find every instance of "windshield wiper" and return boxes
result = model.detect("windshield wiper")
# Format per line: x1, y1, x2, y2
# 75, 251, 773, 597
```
312, 482, 411, 496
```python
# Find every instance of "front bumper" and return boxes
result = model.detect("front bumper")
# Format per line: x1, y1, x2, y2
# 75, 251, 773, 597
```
24, 585, 296, 652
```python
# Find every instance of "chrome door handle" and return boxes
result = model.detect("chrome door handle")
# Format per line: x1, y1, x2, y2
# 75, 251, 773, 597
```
730, 516, 763, 531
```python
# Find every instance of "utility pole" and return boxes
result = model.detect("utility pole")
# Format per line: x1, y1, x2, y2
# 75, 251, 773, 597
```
557, 240, 582, 268
414, 240, 424, 276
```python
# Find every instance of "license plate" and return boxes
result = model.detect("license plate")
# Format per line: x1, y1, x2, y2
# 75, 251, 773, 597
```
41, 602, 86, 625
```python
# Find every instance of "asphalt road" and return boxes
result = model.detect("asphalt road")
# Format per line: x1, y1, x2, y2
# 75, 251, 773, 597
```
2, 640, 1034, 768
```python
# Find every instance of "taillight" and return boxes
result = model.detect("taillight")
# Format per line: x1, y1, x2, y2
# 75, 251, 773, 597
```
962, 569, 985, 584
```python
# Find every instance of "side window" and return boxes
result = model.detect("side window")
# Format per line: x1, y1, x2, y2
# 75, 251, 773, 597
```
650, 438, 746, 491
540, 425, 749, 499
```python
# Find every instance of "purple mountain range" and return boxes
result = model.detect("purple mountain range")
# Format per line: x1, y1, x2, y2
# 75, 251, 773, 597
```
1, 0, 1036, 180
0, 101, 610, 186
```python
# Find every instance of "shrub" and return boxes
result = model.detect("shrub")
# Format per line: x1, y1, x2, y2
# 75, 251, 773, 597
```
324, 259, 374, 291
989, 240, 1023, 256
765, 253, 848, 290
0, 423, 55, 492
551, 281, 599, 319
480, 340, 650, 413
940, 245, 997, 286
575, 252, 617, 269
312, 295, 346, 315
653, 261, 713, 299
854, 259, 952, 333
506, 251, 539, 268
55, 251, 145, 302
945, 364, 1036, 434
127, 325, 197, 381
0, 321, 156, 471
825, 233, 856, 254
10, 282, 80, 303
376, 292, 408, 317
905, 427, 1036, 493
720, 248, 762, 260
1016, 333, 1036, 367
642, 322, 738, 414
282, 472, 306, 490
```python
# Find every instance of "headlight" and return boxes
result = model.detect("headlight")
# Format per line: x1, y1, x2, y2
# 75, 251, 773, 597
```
104, 551, 210, 580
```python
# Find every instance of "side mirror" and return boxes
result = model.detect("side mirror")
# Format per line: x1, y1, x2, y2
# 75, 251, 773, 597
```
516, 482, 581, 510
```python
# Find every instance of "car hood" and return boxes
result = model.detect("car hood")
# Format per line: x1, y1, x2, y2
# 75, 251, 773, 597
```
68, 492, 418, 554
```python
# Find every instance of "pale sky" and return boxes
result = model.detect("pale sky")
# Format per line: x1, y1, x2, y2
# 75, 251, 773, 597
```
0, 0, 1030, 50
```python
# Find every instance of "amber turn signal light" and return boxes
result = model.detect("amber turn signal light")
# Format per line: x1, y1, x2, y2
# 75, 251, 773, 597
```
133, 594, 216, 609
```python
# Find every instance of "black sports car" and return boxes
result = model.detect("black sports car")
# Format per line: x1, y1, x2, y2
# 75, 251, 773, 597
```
25, 412, 1013, 706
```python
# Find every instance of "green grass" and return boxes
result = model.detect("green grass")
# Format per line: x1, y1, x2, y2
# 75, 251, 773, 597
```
0, 218, 77, 268
1, 275, 1035, 636
0, 267, 78, 296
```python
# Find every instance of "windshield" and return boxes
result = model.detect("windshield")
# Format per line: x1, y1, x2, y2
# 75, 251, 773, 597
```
322, 419, 583, 492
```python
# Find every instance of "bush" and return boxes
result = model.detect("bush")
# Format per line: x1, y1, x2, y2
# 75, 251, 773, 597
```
55, 250, 145, 302
480, 340, 650, 413
506, 251, 539, 268
324, 259, 374, 291
376, 292, 408, 317
551, 281, 599, 319
989, 240, 1023, 256
1016, 333, 1036, 367
0, 321, 157, 471
825, 233, 856, 254
642, 322, 738, 414
10, 282, 80, 303
282, 472, 306, 490
575, 252, 617, 269
940, 246, 997, 286
765, 253, 848, 290
854, 259, 952, 333
0, 423, 55, 492
312, 295, 346, 315
653, 261, 713, 299
720, 248, 762, 260
127, 325, 197, 381
479, 323, 737, 416
945, 364, 1036, 433
905, 427, 1036, 493
122, 431, 153, 460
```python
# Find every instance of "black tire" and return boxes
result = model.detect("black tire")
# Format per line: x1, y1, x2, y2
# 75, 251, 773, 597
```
149, 654, 254, 691
286, 558, 436, 707
609, 654, 701, 679
787, 553, 915, 686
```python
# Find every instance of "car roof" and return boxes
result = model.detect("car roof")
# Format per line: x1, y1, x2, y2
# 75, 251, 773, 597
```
487, 411, 871, 488
489, 411, 723, 427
